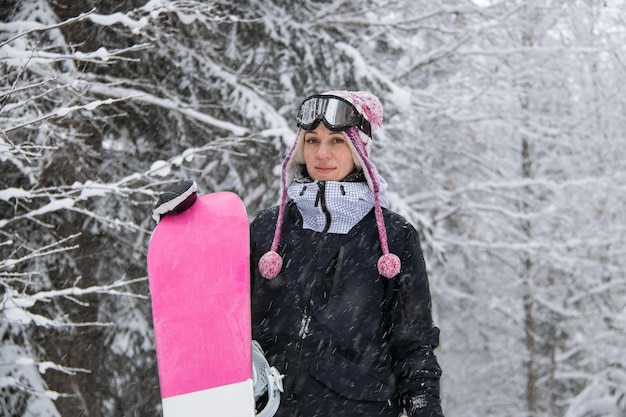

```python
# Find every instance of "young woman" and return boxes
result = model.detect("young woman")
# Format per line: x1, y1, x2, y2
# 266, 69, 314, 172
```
251, 91, 445, 417
153, 91, 445, 417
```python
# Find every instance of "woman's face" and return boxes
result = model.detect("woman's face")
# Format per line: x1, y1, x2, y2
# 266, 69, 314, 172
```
303, 124, 355, 181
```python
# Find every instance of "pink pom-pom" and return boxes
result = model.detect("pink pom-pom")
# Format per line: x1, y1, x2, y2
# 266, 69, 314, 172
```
259, 250, 283, 280
378, 253, 401, 279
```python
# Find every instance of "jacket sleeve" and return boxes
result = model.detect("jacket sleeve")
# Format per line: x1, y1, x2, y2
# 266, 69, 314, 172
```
387, 224, 445, 417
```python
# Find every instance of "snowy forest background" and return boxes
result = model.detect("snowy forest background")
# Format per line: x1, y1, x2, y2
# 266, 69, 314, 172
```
1, 0, 625, 416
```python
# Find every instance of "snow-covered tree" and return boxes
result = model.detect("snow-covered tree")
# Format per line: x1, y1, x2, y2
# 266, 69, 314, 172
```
377, 1, 626, 416
1, 2, 162, 415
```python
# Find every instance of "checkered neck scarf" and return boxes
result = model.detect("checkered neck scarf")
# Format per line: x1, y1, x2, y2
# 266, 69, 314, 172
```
287, 171, 389, 235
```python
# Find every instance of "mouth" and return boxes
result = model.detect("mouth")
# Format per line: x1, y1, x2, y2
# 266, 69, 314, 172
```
315, 166, 335, 175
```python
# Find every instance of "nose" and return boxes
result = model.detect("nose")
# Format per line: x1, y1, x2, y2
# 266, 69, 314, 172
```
317, 142, 331, 159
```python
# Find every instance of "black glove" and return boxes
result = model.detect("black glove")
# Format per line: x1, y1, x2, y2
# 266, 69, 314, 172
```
152, 180, 198, 223
404, 392, 445, 417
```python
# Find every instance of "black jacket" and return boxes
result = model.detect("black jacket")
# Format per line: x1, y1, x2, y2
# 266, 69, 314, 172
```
251, 188, 444, 417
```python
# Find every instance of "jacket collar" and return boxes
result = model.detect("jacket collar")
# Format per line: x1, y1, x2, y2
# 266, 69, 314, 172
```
287, 169, 388, 234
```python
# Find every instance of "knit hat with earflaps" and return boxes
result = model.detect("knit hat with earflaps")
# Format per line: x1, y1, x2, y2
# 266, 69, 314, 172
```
259, 90, 401, 280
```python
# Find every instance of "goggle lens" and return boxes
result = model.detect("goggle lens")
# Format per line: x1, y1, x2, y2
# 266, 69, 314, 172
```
297, 95, 371, 137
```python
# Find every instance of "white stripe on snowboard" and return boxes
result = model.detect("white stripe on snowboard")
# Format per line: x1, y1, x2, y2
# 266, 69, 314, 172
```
162, 379, 255, 417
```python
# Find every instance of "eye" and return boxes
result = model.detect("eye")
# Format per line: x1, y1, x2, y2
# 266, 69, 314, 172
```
331, 136, 346, 144
304, 136, 319, 145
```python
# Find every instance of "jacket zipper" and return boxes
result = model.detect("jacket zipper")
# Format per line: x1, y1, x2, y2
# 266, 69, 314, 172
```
292, 181, 331, 415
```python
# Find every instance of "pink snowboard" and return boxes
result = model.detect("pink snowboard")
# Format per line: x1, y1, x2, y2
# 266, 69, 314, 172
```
147, 192, 253, 417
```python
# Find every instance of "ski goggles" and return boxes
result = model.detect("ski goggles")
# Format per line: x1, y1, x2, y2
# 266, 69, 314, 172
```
296, 94, 372, 137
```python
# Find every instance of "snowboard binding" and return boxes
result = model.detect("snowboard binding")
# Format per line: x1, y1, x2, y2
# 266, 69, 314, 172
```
252, 340, 283, 417
152, 180, 198, 223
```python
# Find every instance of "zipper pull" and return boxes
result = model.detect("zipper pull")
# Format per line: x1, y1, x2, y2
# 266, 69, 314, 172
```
299, 314, 311, 339
314, 181, 325, 207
